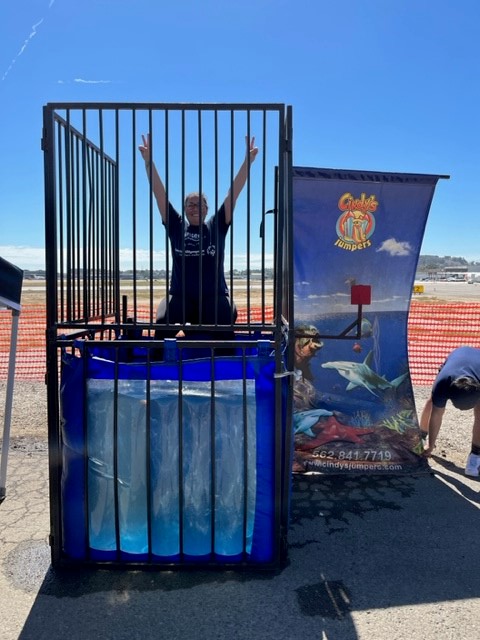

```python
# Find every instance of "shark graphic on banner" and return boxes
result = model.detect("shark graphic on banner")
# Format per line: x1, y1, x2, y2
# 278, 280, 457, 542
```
321, 351, 408, 396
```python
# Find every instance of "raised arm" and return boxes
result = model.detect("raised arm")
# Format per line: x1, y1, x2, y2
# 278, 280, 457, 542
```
223, 136, 259, 225
138, 134, 168, 223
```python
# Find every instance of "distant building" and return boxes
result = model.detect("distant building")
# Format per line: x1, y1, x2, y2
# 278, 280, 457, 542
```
444, 266, 468, 273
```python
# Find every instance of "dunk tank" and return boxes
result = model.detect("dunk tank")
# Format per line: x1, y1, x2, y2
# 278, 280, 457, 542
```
42, 103, 294, 568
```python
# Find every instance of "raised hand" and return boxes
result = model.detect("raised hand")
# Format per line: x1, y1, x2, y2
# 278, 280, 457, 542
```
247, 136, 259, 164
138, 133, 151, 164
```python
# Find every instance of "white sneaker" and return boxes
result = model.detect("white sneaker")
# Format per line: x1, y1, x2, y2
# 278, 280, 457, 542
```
465, 453, 480, 477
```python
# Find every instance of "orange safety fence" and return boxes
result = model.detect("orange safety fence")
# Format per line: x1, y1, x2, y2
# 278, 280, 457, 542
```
1, 302, 480, 385
0, 305, 275, 382
407, 302, 480, 385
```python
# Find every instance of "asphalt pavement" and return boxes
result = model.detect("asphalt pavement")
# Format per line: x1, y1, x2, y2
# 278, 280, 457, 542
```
1, 445, 480, 640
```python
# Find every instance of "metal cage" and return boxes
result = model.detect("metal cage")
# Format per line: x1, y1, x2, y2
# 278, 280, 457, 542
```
43, 102, 293, 569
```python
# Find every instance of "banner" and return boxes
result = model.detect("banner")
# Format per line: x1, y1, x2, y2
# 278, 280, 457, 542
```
292, 167, 442, 474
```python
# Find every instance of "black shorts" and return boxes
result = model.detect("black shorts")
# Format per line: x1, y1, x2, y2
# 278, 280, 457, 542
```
154, 295, 237, 356
156, 294, 237, 326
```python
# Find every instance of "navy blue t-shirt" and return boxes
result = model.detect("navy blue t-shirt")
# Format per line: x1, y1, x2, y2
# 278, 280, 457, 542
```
431, 346, 480, 410
165, 203, 229, 299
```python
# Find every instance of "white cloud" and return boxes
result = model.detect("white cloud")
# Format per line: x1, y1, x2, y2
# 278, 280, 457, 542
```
376, 238, 412, 257
74, 78, 113, 84
57, 78, 115, 85
0, 246, 45, 270
229, 252, 274, 270
118, 248, 166, 269
0, 246, 273, 272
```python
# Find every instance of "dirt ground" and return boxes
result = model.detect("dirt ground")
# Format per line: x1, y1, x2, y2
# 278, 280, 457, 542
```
0, 380, 473, 472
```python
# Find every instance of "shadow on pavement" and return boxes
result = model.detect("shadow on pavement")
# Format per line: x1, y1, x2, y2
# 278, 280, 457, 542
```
16, 471, 480, 640
429, 455, 480, 503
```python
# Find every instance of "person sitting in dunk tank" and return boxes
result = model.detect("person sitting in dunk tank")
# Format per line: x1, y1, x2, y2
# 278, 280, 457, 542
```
139, 134, 258, 353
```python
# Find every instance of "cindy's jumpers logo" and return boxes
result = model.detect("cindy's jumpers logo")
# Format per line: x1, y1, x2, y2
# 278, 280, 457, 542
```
335, 192, 377, 251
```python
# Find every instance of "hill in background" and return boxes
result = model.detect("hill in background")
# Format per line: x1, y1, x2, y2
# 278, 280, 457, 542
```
417, 255, 480, 273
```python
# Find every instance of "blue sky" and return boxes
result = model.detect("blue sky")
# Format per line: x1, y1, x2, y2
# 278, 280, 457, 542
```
1, 0, 479, 269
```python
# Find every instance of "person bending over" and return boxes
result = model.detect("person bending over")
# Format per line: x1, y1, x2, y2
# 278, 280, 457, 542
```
420, 346, 480, 476
139, 134, 258, 346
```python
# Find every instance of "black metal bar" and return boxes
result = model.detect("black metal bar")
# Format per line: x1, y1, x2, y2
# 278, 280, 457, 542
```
43, 105, 63, 567
114, 109, 121, 323
261, 110, 267, 324
146, 355, 152, 558
74, 134, 81, 320
209, 350, 216, 555
83, 344, 91, 560
113, 351, 121, 559
86, 142, 94, 317
106, 155, 111, 320
94, 148, 100, 319
241, 349, 248, 557
164, 108, 172, 325
56, 121, 65, 323
273, 104, 287, 564
213, 110, 219, 326
46, 101, 286, 112
107, 114, 113, 318
132, 110, 138, 322
177, 348, 185, 557
147, 109, 156, 324
146, 111, 154, 324
198, 109, 203, 325
65, 110, 73, 322
98, 112, 107, 323
246, 110, 252, 323
145, 110, 156, 322
281, 104, 295, 559
82, 109, 89, 322
228, 111, 234, 324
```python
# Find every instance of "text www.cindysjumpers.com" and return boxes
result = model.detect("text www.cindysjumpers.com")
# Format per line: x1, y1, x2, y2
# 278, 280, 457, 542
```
316, 461, 403, 472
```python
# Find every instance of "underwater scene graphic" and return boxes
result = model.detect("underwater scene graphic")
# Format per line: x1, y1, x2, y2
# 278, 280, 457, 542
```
292, 167, 443, 474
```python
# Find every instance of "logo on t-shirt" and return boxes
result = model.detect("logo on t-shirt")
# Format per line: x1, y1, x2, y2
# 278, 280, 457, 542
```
181, 230, 216, 258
